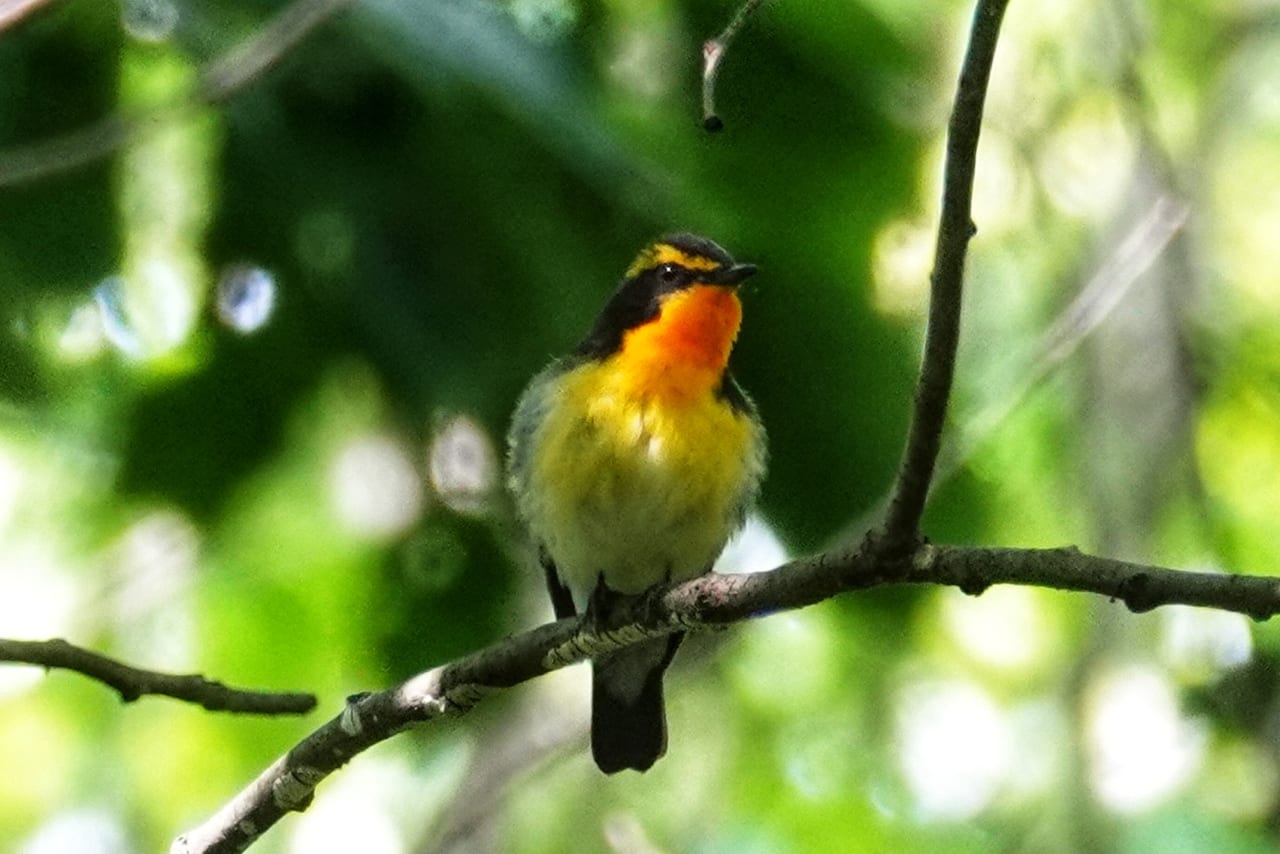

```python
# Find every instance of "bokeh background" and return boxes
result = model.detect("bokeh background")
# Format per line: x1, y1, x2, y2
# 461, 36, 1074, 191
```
3, 0, 1280, 850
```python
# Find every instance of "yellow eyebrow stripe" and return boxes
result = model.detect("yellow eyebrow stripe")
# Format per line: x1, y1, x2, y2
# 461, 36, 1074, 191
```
626, 243, 723, 278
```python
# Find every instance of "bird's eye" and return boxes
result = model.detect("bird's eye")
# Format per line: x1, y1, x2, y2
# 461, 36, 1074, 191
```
658, 264, 681, 284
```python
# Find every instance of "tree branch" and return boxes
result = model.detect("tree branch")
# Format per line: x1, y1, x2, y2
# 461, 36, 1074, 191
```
0, 638, 316, 715
172, 542, 1280, 852
830, 195, 1189, 550
0, 0, 353, 187
701, 0, 768, 131
876, 0, 1010, 556
912, 547, 1280, 620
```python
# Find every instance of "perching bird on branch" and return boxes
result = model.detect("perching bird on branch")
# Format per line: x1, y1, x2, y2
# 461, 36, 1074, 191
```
508, 234, 767, 773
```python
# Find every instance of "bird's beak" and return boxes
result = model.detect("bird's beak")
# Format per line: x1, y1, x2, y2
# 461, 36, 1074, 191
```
708, 263, 758, 287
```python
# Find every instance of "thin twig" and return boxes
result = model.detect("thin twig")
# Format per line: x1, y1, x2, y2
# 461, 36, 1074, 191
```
0, 638, 316, 714
701, 0, 768, 131
939, 195, 1190, 480
0, 0, 354, 187
832, 195, 1190, 549
875, 0, 1010, 557
197, 0, 355, 103
172, 540, 1280, 853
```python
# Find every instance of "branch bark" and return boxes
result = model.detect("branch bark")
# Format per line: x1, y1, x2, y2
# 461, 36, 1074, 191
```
0, 638, 316, 714
876, 0, 1010, 556
172, 542, 1280, 852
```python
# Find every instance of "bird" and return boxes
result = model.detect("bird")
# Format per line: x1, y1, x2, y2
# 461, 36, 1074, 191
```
507, 233, 767, 773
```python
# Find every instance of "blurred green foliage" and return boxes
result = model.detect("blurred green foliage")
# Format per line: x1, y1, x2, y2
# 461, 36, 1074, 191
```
2, 0, 1280, 852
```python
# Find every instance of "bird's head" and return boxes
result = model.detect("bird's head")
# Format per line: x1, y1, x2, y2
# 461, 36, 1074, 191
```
577, 234, 757, 375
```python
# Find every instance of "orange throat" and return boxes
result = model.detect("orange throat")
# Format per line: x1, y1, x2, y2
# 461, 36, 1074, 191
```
615, 285, 742, 402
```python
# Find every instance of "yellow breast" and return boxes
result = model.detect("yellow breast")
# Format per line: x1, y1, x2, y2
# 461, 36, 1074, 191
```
521, 357, 763, 597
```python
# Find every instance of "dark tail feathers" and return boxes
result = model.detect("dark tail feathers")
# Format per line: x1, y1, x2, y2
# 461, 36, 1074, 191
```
590, 634, 683, 773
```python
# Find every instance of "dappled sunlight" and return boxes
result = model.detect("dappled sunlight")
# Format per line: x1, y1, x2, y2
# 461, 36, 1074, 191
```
110, 510, 200, 607
777, 709, 862, 802
507, 0, 579, 44
727, 610, 839, 712
18, 806, 129, 854
1085, 664, 1205, 814
1196, 389, 1280, 569
290, 756, 429, 854
211, 360, 423, 611
112, 46, 215, 363
55, 301, 109, 363
872, 217, 932, 317
0, 444, 23, 537
1002, 698, 1069, 801
602, 812, 665, 854
427, 413, 498, 515
0, 707, 78, 832
1158, 602, 1253, 684
1211, 131, 1280, 314
0, 666, 44, 702
1037, 92, 1136, 220
1206, 38, 1280, 313
0, 549, 77, 699
0, 433, 117, 694
604, 13, 683, 101
895, 676, 1011, 820
215, 265, 277, 335
0, 502, 200, 697
122, 0, 178, 43
940, 586, 1061, 674
119, 256, 202, 357
970, 130, 1036, 236
715, 513, 788, 575
1196, 736, 1280, 822
330, 434, 424, 540
872, 129, 1032, 319
0, 547, 78, 645
106, 510, 200, 669
92, 277, 146, 360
